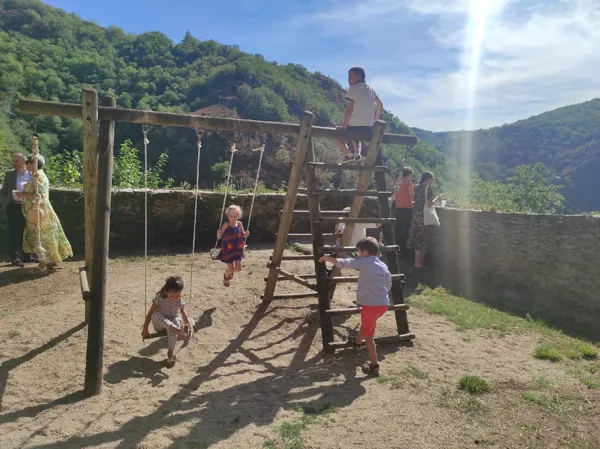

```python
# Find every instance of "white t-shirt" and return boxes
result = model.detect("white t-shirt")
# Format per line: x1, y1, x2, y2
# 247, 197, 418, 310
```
335, 222, 378, 247
345, 82, 378, 127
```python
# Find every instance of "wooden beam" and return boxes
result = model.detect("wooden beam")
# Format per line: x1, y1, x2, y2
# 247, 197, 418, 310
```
308, 162, 391, 173
268, 265, 317, 290
317, 217, 395, 224
325, 303, 409, 316
320, 245, 399, 253
328, 333, 415, 349
264, 274, 317, 281
283, 210, 349, 216
84, 95, 115, 398
18, 98, 417, 146
284, 233, 337, 239
260, 292, 318, 300
325, 274, 405, 283
312, 189, 391, 197
82, 88, 98, 323
263, 111, 314, 302
79, 266, 91, 302
269, 254, 314, 261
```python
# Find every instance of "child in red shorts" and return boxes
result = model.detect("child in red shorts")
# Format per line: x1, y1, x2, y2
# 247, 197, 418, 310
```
319, 237, 391, 375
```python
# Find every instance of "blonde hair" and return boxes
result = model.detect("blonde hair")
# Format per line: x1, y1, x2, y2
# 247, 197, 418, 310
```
225, 204, 243, 218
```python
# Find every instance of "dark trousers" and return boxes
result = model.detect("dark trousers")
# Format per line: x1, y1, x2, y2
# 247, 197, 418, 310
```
6, 202, 25, 261
394, 208, 413, 253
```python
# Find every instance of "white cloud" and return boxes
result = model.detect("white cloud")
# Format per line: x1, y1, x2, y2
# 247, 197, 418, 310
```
283, 0, 600, 131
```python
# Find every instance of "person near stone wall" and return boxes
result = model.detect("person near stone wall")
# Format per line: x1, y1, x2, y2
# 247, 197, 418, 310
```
0, 152, 37, 267
407, 171, 443, 268
13, 154, 73, 275
393, 166, 414, 257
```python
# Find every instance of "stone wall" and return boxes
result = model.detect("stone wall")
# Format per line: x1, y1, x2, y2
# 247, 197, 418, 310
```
430, 209, 600, 341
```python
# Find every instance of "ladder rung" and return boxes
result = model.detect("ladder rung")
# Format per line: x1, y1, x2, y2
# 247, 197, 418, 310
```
324, 274, 405, 283
328, 333, 415, 349
280, 233, 338, 239
283, 210, 350, 216
270, 255, 314, 261
325, 303, 409, 316
317, 217, 395, 224
267, 265, 317, 290
308, 162, 390, 172
261, 292, 318, 300
312, 190, 392, 197
320, 245, 399, 253
264, 274, 317, 281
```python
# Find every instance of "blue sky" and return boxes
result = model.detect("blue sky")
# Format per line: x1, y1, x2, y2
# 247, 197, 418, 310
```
45, 0, 600, 131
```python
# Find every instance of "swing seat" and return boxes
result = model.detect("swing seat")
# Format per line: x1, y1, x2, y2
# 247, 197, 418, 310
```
210, 248, 221, 261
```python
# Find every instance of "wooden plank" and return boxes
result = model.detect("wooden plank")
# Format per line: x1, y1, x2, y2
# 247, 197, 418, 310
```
269, 254, 314, 261
308, 162, 390, 172
260, 292, 318, 300
317, 217, 395, 224
284, 210, 349, 216
328, 333, 415, 349
82, 88, 98, 323
79, 266, 91, 302
285, 233, 337, 239
18, 98, 417, 146
320, 245, 399, 253
264, 274, 317, 281
325, 304, 409, 316
325, 274, 405, 283
329, 121, 387, 297
268, 265, 317, 290
263, 112, 314, 302
312, 189, 391, 197
84, 95, 115, 398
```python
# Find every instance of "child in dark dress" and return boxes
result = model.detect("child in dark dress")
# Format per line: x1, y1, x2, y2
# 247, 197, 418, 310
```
216, 204, 249, 287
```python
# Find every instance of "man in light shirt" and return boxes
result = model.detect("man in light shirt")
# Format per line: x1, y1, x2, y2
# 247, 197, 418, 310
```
336, 67, 383, 165
1, 153, 36, 267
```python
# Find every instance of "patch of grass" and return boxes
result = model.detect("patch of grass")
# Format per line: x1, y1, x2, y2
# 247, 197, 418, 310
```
522, 392, 580, 414
406, 366, 428, 379
581, 377, 600, 390
377, 373, 402, 389
407, 287, 600, 362
533, 376, 552, 388
0, 309, 6, 318
265, 404, 337, 449
7, 330, 19, 339
535, 346, 562, 362
246, 287, 261, 296
438, 387, 487, 415
519, 422, 539, 431
459, 375, 490, 394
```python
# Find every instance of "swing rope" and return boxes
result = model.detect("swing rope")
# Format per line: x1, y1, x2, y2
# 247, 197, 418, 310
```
30, 134, 46, 261
212, 141, 237, 255
142, 125, 149, 320
189, 128, 203, 303
244, 143, 265, 246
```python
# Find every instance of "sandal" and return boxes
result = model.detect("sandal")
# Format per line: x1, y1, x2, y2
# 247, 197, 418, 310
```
363, 362, 380, 376
166, 355, 177, 368
223, 273, 233, 287
348, 335, 365, 349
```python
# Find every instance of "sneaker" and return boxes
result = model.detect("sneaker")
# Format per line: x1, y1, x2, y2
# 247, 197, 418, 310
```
362, 362, 380, 376
353, 153, 362, 164
11, 259, 24, 268
341, 154, 355, 164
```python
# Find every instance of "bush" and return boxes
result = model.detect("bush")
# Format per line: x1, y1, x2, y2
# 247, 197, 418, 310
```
459, 375, 490, 394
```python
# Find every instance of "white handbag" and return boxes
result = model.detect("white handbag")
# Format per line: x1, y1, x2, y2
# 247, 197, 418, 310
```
423, 185, 440, 226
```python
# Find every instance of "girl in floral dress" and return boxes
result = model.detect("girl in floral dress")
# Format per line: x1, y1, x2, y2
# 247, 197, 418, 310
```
216, 205, 249, 287
15, 155, 73, 275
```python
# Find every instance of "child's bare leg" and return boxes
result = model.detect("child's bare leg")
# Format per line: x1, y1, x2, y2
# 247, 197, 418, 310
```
234, 260, 242, 273
364, 336, 377, 366
225, 263, 235, 278
166, 323, 180, 361
336, 138, 352, 155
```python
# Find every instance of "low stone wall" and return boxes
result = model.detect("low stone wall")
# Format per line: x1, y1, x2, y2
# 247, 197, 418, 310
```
46, 188, 379, 254
430, 209, 600, 342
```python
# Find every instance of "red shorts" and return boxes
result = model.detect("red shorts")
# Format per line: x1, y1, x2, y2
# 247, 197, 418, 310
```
360, 305, 388, 337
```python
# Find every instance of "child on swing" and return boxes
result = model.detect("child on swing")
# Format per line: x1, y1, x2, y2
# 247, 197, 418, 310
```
217, 204, 249, 287
141, 276, 195, 367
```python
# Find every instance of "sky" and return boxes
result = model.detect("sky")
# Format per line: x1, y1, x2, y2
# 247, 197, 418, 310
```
45, 0, 600, 131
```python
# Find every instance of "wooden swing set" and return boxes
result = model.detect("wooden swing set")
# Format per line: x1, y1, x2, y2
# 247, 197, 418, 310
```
18, 88, 417, 397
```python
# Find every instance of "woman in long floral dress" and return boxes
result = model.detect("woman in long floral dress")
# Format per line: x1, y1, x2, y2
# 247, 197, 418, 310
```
14, 154, 73, 274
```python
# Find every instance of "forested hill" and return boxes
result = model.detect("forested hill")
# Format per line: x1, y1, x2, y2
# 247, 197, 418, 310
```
0, 0, 450, 190
413, 98, 600, 211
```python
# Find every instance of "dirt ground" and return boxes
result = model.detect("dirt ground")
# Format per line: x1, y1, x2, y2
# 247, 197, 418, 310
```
0, 247, 598, 449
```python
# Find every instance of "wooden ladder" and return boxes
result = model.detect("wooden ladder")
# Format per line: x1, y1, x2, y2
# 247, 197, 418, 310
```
262, 114, 415, 352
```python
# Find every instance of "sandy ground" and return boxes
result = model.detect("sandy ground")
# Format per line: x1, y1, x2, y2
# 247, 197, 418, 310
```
0, 247, 598, 449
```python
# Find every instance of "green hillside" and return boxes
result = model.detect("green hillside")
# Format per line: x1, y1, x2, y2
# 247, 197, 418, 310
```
0, 0, 455, 191
413, 98, 600, 211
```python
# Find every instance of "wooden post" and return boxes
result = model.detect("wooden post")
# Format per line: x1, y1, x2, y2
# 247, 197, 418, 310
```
82, 88, 98, 323
373, 152, 410, 335
263, 111, 314, 302
328, 120, 387, 294
305, 140, 335, 352
84, 95, 115, 398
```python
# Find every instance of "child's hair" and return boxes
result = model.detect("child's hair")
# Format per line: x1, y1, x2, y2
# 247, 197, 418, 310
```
225, 204, 243, 218
356, 237, 379, 256
401, 167, 413, 178
349, 67, 366, 81
161, 276, 184, 294
419, 171, 434, 184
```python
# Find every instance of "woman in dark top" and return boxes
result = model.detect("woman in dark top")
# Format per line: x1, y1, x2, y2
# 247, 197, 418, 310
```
407, 171, 443, 268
